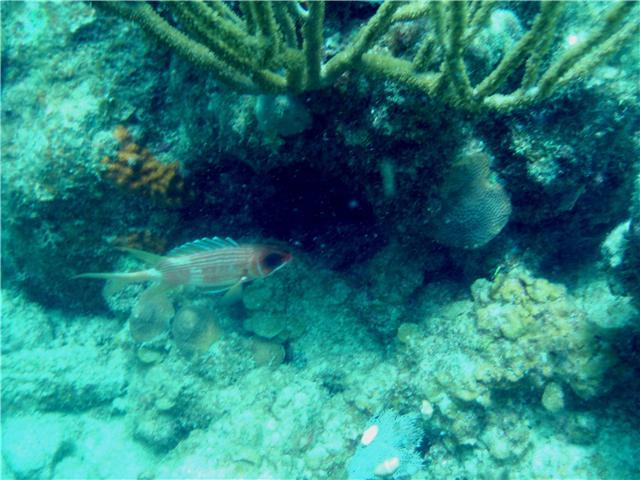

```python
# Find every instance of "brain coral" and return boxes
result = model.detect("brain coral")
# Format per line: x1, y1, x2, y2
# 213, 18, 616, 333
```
429, 151, 511, 249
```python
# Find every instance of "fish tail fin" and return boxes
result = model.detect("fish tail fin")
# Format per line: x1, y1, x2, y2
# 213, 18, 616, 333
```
118, 247, 164, 267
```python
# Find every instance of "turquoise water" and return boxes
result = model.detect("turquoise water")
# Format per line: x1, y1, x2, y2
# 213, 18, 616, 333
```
2, 2, 640, 479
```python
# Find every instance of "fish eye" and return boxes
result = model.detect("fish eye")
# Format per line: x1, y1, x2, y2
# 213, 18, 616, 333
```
263, 252, 285, 270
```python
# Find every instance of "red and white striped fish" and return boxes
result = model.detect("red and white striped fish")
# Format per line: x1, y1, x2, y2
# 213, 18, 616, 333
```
75, 237, 292, 298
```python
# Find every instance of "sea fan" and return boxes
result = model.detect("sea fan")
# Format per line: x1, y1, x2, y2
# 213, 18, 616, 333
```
347, 410, 423, 480
429, 151, 511, 249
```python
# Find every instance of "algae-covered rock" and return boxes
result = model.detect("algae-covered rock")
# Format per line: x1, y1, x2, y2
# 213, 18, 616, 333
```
129, 289, 175, 342
1, 1, 182, 310
136, 343, 167, 364
576, 279, 639, 330
420, 400, 434, 420
52, 417, 156, 479
541, 382, 565, 413
602, 220, 631, 270
134, 412, 180, 452
480, 411, 530, 462
243, 313, 287, 339
190, 335, 255, 385
1, 289, 54, 354
2, 414, 75, 479
435, 352, 487, 404
172, 306, 221, 354
396, 322, 421, 345
612, 173, 640, 306
564, 412, 599, 445
243, 311, 306, 343
255, 94, 312, 138
250, 338, 286, 368
241, 258, 315, 343
2, 346, 127, 411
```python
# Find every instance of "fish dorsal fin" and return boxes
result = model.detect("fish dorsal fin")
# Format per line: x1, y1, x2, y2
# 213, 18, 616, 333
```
168, 236, 239, 257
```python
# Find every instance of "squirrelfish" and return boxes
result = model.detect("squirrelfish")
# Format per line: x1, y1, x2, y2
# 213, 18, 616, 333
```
75, 237, 292, 299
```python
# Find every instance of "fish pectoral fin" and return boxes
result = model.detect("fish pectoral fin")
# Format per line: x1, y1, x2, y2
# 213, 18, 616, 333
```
221, 279, 245, 305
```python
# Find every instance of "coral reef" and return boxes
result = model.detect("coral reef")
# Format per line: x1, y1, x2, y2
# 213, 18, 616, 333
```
3, 253, 640, 479
2, 2, 640, 480
394, 267, 636, 455
95, 1, 400, 94
3, 1, 638, 310
0, 1, 186, 308
392, 272, 639, 478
